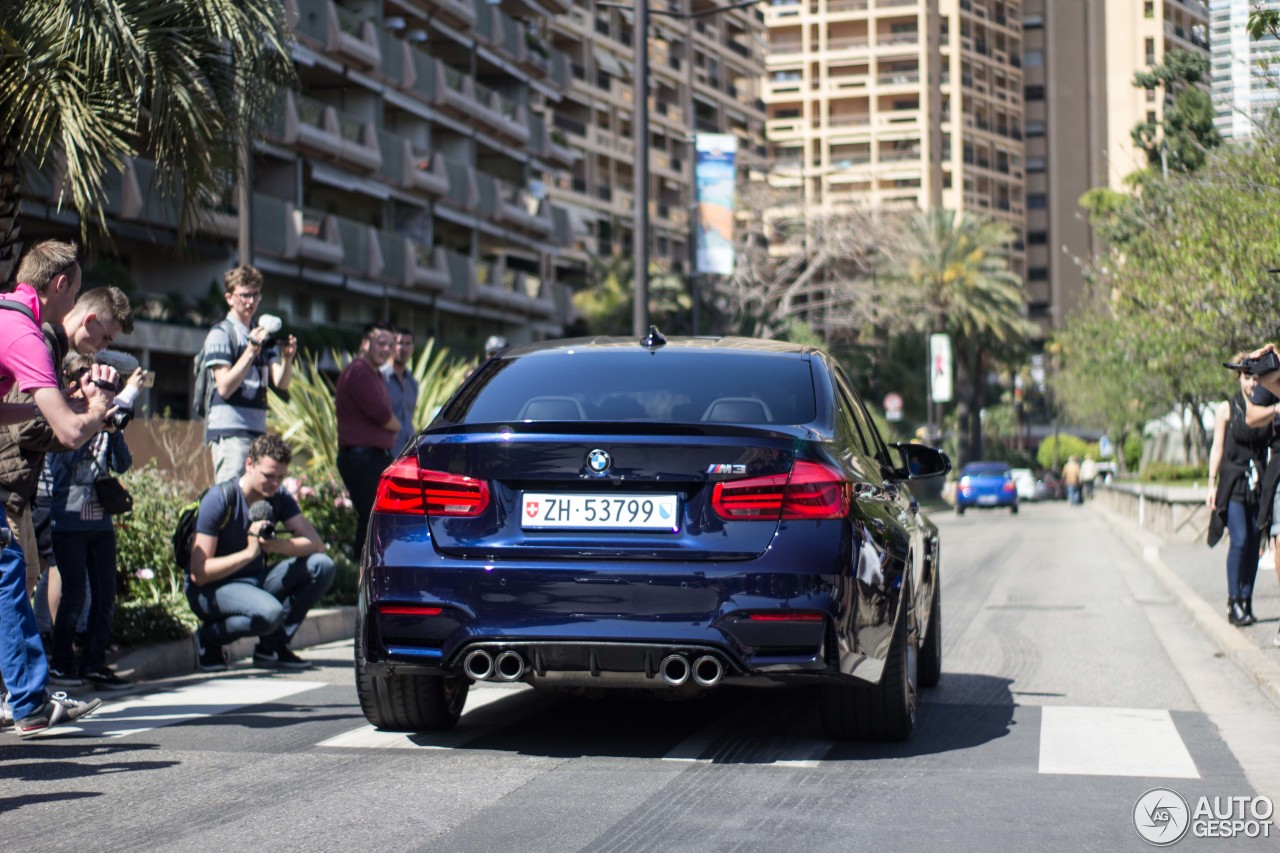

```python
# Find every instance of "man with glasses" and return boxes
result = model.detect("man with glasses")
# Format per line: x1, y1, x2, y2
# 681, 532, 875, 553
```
199, 265, 297, 483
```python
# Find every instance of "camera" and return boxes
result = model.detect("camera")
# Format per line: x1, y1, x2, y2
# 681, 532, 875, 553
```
106, 407, 134, 431
1224, 351, 1280, 376
256, 520, 277, 539
257, 314, 284, 348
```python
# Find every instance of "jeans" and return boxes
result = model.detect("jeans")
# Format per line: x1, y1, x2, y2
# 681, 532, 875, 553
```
51, 528, 116, 673
210, 435, 255, 485
337, 448, 392, 560
0, 509, 48, 720
1226, 499, 1261, 600
186, 552, 336, 648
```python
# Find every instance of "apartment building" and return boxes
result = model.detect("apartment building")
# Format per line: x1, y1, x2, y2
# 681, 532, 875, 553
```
545, 0, 768, 286
1021, 0, 1208, 330
763, 0, 1026, 276
18, 0, 577, 417
1210, 0, 1280, 141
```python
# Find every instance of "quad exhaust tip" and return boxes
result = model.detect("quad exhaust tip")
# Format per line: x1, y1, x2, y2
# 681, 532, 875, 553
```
463, 649, 494, 681
495, 650, 526, 682
692, 655, 724, 687
660, 654, 691, 687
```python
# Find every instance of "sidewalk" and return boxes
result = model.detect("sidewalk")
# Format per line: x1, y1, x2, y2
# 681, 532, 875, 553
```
1093, 501, 1280, 709
110, 605, 357, 683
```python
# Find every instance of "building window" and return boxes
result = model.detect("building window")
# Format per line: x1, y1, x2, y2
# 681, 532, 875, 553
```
1028, 267, 1048, 281
1028, 230, 1047, 245
1027, 194, 1047, 209
1026, 157, 1046, 172
1025, 120, 1046, 137
1024, 84, 1045, 101
1144, 0, 1153, 18
1024, 49, 1044, 68
1023, 15, 1043, 29
1145, 38, 1155, 65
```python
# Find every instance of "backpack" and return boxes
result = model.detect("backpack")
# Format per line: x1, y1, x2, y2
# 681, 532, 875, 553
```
191, 319, 235, 419
173, 480, 238, 571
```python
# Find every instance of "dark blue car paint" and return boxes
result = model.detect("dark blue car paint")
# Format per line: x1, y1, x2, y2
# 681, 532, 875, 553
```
357, 340, 940, 691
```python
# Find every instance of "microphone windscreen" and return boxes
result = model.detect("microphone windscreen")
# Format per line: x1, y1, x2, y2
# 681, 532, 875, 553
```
257, 314, 283, 334
248, 499, 276, 523
94, 349, 140, 377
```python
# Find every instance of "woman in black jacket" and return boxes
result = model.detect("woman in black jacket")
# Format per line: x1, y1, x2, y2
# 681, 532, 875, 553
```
1207, 357, 1272, 626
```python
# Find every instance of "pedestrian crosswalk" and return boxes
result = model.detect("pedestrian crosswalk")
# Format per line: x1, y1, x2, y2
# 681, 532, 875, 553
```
24, 678, 1202, 779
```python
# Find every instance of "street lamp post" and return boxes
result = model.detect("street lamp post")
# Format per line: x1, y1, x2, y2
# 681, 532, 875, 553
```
602, 0, 764, 337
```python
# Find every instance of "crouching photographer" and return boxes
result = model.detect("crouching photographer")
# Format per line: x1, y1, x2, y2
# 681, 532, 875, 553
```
185, 433, 335, 672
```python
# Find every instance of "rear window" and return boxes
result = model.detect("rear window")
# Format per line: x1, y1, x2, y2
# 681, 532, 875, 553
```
963, 463, 1011, 477
441, 350, 817, 425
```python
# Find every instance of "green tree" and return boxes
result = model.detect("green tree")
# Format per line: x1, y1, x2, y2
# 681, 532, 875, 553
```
0, 1, 294, 279
573, 255, 690, 336
886, 209, 1036, 464
1131, 49, 1220, 175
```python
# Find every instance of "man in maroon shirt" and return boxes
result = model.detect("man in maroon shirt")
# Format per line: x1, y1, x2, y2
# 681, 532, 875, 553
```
335, 323, 400, 559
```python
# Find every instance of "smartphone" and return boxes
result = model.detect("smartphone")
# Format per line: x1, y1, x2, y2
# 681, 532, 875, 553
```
140, 370, 156, 388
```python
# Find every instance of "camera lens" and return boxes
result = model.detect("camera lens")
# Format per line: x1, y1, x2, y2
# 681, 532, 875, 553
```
107, 409, 133, 430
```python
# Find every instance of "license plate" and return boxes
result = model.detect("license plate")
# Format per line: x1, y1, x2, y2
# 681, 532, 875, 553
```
521, 493, 680, 530
977, 495, 998, 505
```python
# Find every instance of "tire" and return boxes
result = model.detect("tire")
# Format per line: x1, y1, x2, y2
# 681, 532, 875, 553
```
820, 592, 918, 741
918, 576, 941, 688
355, 629, 469, 731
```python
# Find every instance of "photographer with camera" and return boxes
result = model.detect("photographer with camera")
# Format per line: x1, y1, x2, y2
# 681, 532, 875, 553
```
199, 265, 297, 484
185, 433, 335, 672
1232, 344, 1280, 646
0, 240, 125, 736
43, 353, 139, 691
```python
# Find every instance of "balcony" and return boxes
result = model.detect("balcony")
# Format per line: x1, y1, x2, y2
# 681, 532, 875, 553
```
472, 0, 499, 45
405, 242, 450, 291
444, 161, 480, 211
496, 13, 529, 65
281, 91, 381, 172
335, 217, 385, 279
285, 204, 344, 266
443, 248, 476, 302
291, 0, 381, 70
493, 179, 555, 236
827, 35, 869, 51
406, 145, 451, 197
433, 0, 477, 30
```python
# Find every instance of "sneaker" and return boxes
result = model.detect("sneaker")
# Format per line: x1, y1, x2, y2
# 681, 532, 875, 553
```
48, 665, 84, 687
196, 636, 228, 673
83, 667, 133, 692
252, 644, 310, 670
15, 691, 102, 737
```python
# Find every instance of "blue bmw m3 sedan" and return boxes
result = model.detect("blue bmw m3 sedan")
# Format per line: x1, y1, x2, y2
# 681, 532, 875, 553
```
355, 331, 950, 741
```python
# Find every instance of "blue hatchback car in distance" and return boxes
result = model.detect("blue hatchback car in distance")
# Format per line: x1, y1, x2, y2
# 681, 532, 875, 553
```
955, 461, 1018, 515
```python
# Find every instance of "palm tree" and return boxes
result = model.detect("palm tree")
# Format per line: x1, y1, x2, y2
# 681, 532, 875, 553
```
0, 1, 294, 279
891, 208, 1036, 462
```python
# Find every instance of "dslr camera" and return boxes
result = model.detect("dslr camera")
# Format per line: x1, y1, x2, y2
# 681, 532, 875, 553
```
1224, 351, 1280, 376
256, 314, 284, 348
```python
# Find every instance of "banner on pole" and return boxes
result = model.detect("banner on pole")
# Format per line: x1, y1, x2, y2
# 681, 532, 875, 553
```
929, 333, 953, 403
694, 134, 737, 275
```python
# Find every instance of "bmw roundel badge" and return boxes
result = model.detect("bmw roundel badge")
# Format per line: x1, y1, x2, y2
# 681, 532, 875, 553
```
587, 449, 611, 474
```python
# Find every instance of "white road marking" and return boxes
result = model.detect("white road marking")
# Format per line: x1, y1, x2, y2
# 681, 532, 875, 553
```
48, 678, 327, 739
1038, 706, 1199, 778
317, 684, 528, 750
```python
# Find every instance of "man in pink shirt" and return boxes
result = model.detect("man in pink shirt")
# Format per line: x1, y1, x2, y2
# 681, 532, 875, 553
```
335, 323, 400, 560
0, 240, 123, 737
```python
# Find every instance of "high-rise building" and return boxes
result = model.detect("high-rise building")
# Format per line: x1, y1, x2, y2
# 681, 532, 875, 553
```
1209, 0, 1280, 141
18, 0, 579, 416
1021, 0, 1208, 330
762, 0, 1026, 278
546, 0, 768, 288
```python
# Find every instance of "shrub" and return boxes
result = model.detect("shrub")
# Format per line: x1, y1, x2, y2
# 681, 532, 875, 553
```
1139, 461, 1208, 482
1036, 434, 1091, 470
113, 595, 200, 647
114, 466, 198, 604
282, 472, 360, 606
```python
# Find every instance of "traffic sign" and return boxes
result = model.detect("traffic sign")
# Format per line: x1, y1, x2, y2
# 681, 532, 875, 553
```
884, 392, 904, 422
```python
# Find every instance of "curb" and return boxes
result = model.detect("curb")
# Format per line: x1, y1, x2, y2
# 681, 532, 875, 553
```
1093, 504, 1280, 709
112, 605, 357, 683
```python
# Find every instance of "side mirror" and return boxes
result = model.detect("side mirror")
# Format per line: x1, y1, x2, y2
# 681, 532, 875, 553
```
892, 442, 951, 480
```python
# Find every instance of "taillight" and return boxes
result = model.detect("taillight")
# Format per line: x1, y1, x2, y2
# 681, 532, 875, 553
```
1002, 480, 1016, 493
711, 460, 850, 521
372, 457, 490, 517
746, 612, 824, 622
378, 604, 443, 616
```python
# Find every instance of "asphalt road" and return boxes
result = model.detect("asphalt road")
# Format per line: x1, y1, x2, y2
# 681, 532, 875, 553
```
5, 501, 1280, 852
